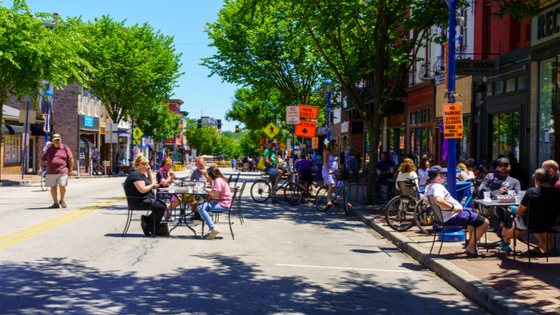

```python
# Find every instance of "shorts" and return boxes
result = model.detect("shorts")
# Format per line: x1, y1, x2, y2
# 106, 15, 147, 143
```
267, 167, 279, 176
45, 173, 68, 187
445, 210, 486, 228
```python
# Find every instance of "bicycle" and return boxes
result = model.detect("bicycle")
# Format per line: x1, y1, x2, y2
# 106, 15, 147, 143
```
315, 180, 349, 216
40, 167, 48, 191
385, 178, 424, 231
92, 159, 105, 175
250, 170, 297, 203
283, 169, 317, 206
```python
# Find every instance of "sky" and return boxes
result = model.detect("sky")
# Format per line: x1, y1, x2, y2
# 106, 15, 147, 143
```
3, 0, 241, 132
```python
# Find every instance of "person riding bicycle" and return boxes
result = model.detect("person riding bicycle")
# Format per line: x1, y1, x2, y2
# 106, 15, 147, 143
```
295, 154, 319, 196
263, 140, 284, 203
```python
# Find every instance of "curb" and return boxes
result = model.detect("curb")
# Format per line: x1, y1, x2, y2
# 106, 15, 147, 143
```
0, 175, 124, 186
351, 208, 534, 315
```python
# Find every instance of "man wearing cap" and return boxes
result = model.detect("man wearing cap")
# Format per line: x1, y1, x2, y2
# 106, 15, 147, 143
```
423, 166, 490, 257
542, 160, 560, 188
499, 168, 560, 255
263, 139, 284, 203
41, 134, 74, 208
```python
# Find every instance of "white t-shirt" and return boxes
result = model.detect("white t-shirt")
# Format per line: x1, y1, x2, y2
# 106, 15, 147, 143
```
423, 183, 462, 222
396, 171, 419, 190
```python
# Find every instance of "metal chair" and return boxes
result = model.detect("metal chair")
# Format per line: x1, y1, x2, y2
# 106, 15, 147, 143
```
201, 187, 239, 240
235, 181, 247, 224
121, 183, 157, 237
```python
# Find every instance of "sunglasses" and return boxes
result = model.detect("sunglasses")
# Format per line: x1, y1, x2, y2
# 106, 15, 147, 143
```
497, 164, 509, 168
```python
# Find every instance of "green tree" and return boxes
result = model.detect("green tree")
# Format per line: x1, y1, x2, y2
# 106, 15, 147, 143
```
77, 15, 183, 123
0, 0, 89, 125
239, 129, 263, 157
133, 103, 181, 143
184, 119, 219, 155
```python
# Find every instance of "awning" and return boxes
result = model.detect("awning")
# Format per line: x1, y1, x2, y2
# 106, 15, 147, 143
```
118, 131, 130, 138
30, 124, 46, 136
2, 124, 23, 135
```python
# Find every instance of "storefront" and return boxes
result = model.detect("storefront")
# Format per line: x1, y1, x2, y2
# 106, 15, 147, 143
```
530, 1, 560, 171
405, 80, 435, 164
78, 114, 100, 175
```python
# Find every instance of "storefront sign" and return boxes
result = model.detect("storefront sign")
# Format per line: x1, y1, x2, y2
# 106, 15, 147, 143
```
79, 115, 99, 130
532, 3, 560, 46
295, 120, 317, 138
286, 106, 300, 125
443, 103, 463, 139
84, 116, 94, 128
298, 105, 319, 120
341, 121, 349, 133
455, 60, 497, 75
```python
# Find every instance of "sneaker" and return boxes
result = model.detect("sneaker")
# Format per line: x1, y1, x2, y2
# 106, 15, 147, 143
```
208, 229, 220, 240
499, 241, 512, 252
48, 203, 60, 209
59, 200, 67, 208
140, 215, 151, 237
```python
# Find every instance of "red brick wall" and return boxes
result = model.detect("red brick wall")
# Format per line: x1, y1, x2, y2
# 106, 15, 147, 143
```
52, 83, 81, 171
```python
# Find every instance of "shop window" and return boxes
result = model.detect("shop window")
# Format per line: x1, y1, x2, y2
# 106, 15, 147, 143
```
476, 91, 482, 100
428, 108, 432, 122
518, 76, 526, 90
411, 112, 415, 124
422, 109, 427, 123
4, 135, 21, 163
415, 128, 421, 160
486, 83, 493, 97
457, 116, 470, 161
428, 127, 433, 154
495, 81, 504, 95
505, 78, 516, 93
538, 57, 556, 166
421, 127, 427, 157
491, 112, 520, 162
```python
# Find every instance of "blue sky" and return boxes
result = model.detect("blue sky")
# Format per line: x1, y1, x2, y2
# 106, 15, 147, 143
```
3, 0, 241, 132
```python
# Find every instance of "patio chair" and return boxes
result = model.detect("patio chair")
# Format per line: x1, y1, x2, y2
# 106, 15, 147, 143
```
512, 197, 560, 268
235, 181, 247, 224
201, 187, 239, 240
122, 183, 159, 238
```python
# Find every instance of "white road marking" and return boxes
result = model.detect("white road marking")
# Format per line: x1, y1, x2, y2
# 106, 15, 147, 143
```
275, 263, 413, 273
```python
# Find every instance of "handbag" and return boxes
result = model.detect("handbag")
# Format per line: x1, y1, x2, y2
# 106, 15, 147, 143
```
256, 156, 266, 171
156, 223, 169, 236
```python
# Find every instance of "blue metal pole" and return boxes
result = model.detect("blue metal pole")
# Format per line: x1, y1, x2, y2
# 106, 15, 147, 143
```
446, 0, 459, 198
292, 125, 295, 172
22, 99, 30, 180
326, 91, 331, 141
130, 119, 134, 170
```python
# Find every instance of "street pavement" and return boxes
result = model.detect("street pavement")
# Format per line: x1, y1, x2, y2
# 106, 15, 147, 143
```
0, 170, 486, 314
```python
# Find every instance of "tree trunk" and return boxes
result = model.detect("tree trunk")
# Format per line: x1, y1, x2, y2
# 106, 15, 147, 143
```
366, 114, 383, 205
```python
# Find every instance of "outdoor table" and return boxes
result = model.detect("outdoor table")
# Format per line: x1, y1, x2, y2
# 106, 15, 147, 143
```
166, 191, 209, 238
472, 198, 520, 231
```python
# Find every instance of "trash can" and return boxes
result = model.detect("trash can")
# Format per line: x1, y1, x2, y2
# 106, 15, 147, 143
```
103, 161, 111, 175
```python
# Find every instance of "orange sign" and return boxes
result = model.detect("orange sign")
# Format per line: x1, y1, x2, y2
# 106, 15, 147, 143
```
443, 103, 463, 139
298, 105, 319, 120
312, 137, 318, 149
295, 120, 317, 138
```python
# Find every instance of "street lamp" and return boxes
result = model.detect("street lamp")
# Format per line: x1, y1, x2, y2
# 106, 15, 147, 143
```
445, 0, 459, 198
325, 79, 332, 141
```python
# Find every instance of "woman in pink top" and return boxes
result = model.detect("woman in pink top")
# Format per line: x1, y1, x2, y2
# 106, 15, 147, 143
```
198, 166, 232, 239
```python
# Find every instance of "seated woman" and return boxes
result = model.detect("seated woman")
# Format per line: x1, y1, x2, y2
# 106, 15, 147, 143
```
395, 158, 419, 192
198, 166, 233, 240
156, 157, 181, 221
123, 154, 165, 236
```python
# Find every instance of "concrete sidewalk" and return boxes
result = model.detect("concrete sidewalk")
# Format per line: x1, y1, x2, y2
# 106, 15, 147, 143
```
350, 203, 560, 315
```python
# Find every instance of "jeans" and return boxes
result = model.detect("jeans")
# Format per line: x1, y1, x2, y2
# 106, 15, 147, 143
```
198, 202, 229, 230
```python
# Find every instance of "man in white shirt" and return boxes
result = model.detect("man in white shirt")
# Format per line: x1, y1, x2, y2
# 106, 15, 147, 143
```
423, 166, 490, 258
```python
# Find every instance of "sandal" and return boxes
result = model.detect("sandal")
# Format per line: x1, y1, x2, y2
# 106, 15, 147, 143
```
465, 250, 485, 258
519, 248, 542, 257
325, 203, 333, 209
165, 208, 172, 221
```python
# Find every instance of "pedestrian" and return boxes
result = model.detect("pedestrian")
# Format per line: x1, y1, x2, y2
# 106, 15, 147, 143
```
41, 134, 74, 208
231, 157, 235, 170
322, 139, 340, 208
263, 139, 284, 203
542, 160, 560, 188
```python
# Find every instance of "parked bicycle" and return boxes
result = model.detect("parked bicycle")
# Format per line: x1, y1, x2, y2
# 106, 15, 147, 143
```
385, 177, 423, 231
250, 171, 299, 204
92, 158, 105, 175
315, 180, 349, 216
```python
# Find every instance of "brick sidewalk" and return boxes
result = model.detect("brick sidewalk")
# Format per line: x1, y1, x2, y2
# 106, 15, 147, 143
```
358, 205, 560, 314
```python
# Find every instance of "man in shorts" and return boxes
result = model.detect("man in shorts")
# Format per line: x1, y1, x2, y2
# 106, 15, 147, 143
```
263, 140, 284, 203
423, 166, 490, 258
41, 134, 74, 208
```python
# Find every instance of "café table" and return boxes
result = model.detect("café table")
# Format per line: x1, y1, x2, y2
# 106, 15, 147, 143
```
472, 198, 520, 250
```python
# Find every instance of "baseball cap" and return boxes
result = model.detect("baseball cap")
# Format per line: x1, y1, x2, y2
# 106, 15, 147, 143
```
427, 165, 447, 179
533, 168, 550, 182
496, 157, 509, 166
52, 134, 61, 140
268, 139, 276, 145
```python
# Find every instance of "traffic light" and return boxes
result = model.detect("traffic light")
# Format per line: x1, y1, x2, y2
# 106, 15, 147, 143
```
217, 119, 222, 129
197, 119, 202, 129
235, 125, 240, 133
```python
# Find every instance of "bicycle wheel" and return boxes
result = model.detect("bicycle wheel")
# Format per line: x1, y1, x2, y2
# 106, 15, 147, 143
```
284, 182, 303, 205
41, 175, 47, 191
342, 188, 349, 216
385, 195, 417, 231
251, 180, 271, 203
315, 187, 331, 212
414, 200, 438, 235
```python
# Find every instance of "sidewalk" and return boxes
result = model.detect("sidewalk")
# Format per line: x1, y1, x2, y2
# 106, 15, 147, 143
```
349, 195, 560, 315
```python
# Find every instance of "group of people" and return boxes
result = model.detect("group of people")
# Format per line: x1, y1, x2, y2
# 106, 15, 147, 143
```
123, 155, 232, 239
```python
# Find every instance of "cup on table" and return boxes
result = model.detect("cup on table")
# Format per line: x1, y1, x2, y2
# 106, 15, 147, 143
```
515, 195, 522, 204
483, 191, 491, 199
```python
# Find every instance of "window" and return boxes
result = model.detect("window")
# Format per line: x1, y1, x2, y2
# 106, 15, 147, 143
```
505, 78, 516, 93
411, 112, 416, 124
4, 135, 21, 163
518, 76, 526, 90
461, 8, 468, 50
486, 83, 493, 97
422, 109, 427, 123
94, 96, 98, 117
428, 108, 432, 122
495, 81, 504, 95
538, 57, 556, 166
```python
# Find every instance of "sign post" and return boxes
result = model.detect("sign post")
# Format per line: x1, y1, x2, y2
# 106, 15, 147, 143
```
286, 106, 300, 125
263, 122, 279, 139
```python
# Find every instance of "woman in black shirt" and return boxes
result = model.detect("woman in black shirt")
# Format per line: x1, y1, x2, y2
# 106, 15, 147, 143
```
124, 154, 166, 236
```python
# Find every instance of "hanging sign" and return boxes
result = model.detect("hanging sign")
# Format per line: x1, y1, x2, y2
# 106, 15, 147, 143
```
312, 138, 318, 149
295, 120, 317, 138
133, 127, 144, 140
443, 103, 463, 139
264, 122, 280, 139
286, 106, 300, 125
299, 105, 319, 120
279, 142, 287, 151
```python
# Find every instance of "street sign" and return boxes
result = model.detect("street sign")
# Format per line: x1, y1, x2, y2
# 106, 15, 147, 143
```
312, 137, 318, 149
443, 103, 463, 139
286, 106, 300, 125
279, 142, 287, 151
455, 60, 497, 75
295, 120, 317, 138
264, 122, 280, 139
133, 127, 144, 140
299, 105, 319, 119
317, 127, 328, 134
133, 139, 141, 145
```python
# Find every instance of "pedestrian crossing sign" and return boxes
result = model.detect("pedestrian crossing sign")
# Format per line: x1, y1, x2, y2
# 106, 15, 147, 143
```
133, 139, 141, 145
133, 128, 144, 140
264, 122, 280, 139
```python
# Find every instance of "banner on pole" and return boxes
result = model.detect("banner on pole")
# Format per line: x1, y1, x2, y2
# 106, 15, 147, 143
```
443, 103, 463, 139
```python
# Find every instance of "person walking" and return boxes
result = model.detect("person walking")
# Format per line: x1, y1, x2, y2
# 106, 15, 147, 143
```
41, 134, 74, 208
322, 139, 340, 208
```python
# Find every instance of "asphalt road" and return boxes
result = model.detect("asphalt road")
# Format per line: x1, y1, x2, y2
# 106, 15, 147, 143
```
0, 170, 487, 314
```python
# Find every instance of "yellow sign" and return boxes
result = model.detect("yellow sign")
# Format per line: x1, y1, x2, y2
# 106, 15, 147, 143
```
133, 127, 144, 140
279, 142, 287, 151
133, 139, 141, 145
312, 138, 318, 149
443, 103, 463, 139
264, 122, 280, 139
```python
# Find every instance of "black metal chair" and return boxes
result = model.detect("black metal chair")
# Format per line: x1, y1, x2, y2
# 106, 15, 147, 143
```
235, 181, 247, 224
427, 195, 474, 257
512, 197, 560, 268
122, 183, 158, 238
201, 187, 239, 240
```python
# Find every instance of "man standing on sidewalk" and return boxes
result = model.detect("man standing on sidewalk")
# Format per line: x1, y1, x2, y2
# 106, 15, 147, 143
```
41, 134, 74, 208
